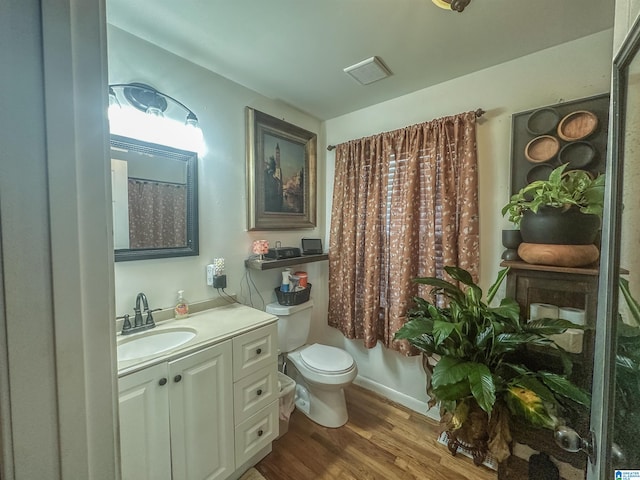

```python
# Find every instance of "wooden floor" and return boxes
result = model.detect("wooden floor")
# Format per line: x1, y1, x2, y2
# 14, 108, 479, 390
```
256, 384, 497, 480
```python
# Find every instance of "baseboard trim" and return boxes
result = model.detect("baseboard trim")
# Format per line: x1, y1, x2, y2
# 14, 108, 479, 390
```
352, 375, 439, 421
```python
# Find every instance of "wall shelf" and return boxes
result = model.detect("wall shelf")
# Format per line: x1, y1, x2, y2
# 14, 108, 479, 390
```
244, 253, 329, 271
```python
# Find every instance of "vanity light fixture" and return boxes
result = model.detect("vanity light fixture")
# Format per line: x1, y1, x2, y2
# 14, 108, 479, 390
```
109, 83, 200, 128
432, 0, 472, 12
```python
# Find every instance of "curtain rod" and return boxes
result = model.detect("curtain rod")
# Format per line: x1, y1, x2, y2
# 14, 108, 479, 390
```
326, 108, 486, 151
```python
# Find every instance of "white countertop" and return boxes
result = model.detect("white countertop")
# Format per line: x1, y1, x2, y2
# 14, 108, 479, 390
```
117, 303, 277, 377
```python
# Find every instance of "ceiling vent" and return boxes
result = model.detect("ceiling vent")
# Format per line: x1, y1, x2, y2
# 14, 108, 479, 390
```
343, 56, 392, 85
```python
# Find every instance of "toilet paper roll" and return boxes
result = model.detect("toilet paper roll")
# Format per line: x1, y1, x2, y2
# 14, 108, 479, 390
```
529, 303, 559, 321
550, 328, 584, 354
558, 307, 586, 326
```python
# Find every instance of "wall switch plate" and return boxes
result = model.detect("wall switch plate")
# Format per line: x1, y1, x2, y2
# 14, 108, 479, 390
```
206, 264, 215, 286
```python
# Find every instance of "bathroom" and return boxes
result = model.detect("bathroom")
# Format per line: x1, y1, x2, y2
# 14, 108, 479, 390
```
2, 1, 636, 479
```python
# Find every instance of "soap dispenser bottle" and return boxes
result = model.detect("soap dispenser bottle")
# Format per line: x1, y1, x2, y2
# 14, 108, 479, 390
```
175, 290, 189, 319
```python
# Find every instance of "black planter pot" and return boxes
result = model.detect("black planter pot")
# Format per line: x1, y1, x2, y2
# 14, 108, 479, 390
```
520, 206, 600, 245
501, 229, 523, 261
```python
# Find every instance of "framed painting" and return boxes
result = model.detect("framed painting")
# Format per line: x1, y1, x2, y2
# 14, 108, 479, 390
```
246, 107, 317, 230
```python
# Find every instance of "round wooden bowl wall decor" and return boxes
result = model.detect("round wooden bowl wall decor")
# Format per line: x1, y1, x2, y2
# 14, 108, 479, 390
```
526, 107, 560, 135
557, 141, 597, 170
526, 164, 554, 183
557, 110, 598, 141
524, 135, 560, 163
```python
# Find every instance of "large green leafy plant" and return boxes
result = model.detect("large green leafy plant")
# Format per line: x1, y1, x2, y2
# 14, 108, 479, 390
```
615, 277, 640, 468
502, 164, 605, 227
394, 266, 590, 463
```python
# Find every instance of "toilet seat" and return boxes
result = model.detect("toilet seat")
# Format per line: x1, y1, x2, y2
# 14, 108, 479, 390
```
299, 343, 354, 375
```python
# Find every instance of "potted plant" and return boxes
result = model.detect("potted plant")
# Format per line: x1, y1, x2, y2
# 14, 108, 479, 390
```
502, 164, 605, 245
394, 266, 590, 466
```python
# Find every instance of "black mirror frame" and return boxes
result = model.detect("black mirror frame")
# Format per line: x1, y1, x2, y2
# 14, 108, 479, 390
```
111, 134, 199, 262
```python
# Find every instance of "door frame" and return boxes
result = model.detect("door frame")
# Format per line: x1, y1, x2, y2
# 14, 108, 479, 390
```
588, 14, 640, 480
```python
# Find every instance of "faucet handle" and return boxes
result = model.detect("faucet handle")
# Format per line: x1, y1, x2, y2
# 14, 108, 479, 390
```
117, 314, 132, 333
145, 308, 162, 326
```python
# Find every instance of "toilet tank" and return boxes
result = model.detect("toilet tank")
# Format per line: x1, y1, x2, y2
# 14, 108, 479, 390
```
266, 300, 313, 353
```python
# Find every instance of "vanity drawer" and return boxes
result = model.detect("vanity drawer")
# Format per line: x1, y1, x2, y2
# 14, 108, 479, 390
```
232, 323, 277, 380
233, 365, 278, 424
234, 401, 278, 467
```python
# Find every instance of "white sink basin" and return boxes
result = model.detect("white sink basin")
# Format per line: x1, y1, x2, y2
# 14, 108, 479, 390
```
118, 327, 197, 361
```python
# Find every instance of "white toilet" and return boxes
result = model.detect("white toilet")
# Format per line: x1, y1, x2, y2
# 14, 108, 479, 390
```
266, 300, 357, 428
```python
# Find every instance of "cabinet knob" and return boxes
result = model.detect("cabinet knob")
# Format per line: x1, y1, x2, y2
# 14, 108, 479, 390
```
256, 389, 263, 396
158, 378, 167, 386
174, 374, 182, 383
256, 348, 262, 355
257, 429, 264, 437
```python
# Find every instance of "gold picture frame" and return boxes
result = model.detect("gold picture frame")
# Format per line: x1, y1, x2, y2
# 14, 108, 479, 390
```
246, 107, 317, 230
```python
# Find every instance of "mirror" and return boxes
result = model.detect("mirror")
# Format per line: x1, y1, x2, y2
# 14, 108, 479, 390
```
595, 19, 640, 472
110, 134, 198, 261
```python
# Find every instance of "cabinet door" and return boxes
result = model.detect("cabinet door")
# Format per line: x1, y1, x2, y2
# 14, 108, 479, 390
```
169, 341, 234, 480
118, 363, 171, 480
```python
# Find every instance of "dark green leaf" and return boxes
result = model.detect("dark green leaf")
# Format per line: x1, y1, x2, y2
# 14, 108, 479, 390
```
444, 266, 475, 287
394, 318, 434, 340
538, 372, 591, 407
487, 268, 509, 304
620, 277, 640, 326
523, 318, 582, 335
433, 320, 457, 346
432, 380, 472, 401
511, 376, 555, 404
432, 357, 470, 387
468, 364, 496, 413
413, 277, 464, 303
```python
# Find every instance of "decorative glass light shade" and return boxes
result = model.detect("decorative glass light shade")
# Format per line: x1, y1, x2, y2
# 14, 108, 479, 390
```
252, 240, 269, 260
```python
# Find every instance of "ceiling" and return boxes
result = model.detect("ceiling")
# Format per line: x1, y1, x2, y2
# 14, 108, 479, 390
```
106, 0, 615, 121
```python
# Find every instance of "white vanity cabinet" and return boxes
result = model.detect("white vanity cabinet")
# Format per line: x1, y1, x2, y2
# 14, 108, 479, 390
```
119, 341, 234, 480
118, 318, 279, 480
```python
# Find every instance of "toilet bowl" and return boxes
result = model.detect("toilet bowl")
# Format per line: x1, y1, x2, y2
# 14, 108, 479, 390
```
286, 343, 357, 428
265, 300, 358, 428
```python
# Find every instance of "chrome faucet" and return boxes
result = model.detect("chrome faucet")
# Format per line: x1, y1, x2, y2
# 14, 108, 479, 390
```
118, 292, 160, 335
134, 292, 149, 327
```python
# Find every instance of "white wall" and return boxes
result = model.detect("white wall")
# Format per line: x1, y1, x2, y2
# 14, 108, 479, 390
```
108, 26, 326, 321
614, 0, 640, 53
321, 29, 614, 413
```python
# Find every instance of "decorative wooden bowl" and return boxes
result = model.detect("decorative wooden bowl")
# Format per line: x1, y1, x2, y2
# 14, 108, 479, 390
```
518, 243, 599, 267
557, 110, 598, 141
557, 141, 597, 170
524, 135, 560, 163
526, 108, 560, 135
526, 164, 554, 183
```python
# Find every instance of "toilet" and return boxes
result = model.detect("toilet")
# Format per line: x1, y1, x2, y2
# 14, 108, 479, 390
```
266, 300, 357, 428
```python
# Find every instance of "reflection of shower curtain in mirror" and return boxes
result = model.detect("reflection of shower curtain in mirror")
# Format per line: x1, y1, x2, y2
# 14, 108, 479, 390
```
128, 179, 187, 248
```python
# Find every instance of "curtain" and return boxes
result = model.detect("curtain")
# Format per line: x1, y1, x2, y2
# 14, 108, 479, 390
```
128, 179, 187, 249
328, 111, 479, 354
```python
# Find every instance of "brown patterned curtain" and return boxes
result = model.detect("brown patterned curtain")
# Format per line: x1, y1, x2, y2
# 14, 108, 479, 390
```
128, 179, 187, 249
328, 111, 479, 354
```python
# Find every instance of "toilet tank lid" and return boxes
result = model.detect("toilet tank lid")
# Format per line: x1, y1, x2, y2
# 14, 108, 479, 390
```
265, 299, 314, 316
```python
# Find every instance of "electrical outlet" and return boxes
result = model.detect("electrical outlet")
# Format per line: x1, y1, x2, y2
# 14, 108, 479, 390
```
206, 264, 215, 286
213, 274, 227, 289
